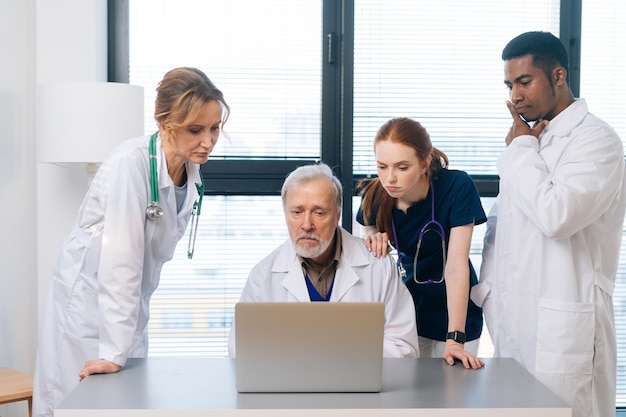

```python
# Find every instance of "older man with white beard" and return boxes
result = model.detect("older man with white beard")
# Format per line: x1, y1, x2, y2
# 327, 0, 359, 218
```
228, 163, 419, 358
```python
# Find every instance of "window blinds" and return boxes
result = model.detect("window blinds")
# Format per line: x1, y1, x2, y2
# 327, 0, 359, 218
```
352, 0, 560, 176
580, 0, 626, 405
129, 0, 322, 159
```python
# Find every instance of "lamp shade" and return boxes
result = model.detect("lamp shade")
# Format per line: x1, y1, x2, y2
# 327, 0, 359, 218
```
38, 82, 145, 164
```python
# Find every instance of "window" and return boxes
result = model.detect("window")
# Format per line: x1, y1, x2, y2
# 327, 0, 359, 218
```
129, 0, 322, 159
352, 0, 559, 176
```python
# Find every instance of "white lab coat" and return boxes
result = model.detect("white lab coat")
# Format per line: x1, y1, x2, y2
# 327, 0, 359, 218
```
228, 227, 419, 359
32, 135, 202, 417
473, 99, 626, 417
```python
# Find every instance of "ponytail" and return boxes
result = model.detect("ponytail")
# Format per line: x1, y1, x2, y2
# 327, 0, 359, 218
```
429, 147, 448, 174
357, 178, 398, 246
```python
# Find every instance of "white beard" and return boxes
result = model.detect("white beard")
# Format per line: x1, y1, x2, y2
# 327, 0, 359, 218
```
293, 233, 332, 259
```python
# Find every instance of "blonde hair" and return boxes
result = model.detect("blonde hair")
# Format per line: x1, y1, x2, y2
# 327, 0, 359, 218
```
154, 67, 230, 132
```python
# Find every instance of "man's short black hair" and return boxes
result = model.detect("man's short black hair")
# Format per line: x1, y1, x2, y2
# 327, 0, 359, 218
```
502, 31, 569, 82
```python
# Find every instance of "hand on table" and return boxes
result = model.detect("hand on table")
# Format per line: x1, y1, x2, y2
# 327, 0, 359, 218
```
79, 358, 121, 381
443, 342, 485, 369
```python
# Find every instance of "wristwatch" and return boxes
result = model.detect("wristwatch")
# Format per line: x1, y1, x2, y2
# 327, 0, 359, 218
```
446, 331, 466, 344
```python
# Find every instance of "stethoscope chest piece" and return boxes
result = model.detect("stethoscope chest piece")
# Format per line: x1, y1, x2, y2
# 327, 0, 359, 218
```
146, 202, 164, 220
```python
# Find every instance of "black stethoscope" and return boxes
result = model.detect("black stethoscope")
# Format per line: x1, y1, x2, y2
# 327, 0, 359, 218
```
145, 132, 204, 259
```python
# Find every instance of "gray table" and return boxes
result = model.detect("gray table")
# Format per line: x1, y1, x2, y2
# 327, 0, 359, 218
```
56, 357, 571, 416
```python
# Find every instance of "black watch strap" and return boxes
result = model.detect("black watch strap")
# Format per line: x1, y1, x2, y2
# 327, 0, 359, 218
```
446, 331, 466, 344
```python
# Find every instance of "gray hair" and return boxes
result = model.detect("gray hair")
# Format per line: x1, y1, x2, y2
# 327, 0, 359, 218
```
281, 163, 343, 210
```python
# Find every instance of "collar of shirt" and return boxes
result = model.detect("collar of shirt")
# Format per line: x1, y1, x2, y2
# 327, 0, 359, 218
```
538, 98, 588, 145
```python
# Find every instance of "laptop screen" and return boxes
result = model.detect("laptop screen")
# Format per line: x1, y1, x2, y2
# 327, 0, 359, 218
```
234, 302, 384, 393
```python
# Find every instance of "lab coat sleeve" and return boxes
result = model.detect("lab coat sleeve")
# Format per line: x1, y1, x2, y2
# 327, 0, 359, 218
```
497, 126, 624, 239
238, 263, 268, 303
471, 198, 499, 343
96, 154, 148, 366
379, 255, 420, 358
471, 197, 499, 307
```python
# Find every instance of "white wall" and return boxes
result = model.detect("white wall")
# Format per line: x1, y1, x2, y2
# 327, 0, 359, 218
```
0, 0, 37, 374
0, 0, 107, 416
35, 0, 108, 325
0, 1, 37, 416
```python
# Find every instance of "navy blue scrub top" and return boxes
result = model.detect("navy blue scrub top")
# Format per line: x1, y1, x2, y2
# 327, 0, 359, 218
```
357, 168, 487, 341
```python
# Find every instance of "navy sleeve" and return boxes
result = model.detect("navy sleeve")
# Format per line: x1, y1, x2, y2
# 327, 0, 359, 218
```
355, 195, 378, 226
355, 202, 365, 225
448, 171, 487, 228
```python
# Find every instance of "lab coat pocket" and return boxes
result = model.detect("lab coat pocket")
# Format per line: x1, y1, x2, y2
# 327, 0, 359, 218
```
536, 298, 594, 375
53, 235, 88, 284
51, 235, 99, 338
51, 275, 99, 340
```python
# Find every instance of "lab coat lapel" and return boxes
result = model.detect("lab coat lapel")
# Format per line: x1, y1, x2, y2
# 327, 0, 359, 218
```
329, 228, 369, 301
537, 99, 587, 149
283, 265, 311, 301
272, 241, 311, 301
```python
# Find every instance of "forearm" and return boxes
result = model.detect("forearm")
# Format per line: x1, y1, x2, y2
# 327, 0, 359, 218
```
444, 225, 473, 334
442, 264, 485, 369
444, 266, 470, 333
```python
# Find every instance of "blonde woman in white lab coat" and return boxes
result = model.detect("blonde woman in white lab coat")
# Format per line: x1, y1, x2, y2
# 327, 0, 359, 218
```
32, 67, 230, 417
473, 32, 626, 417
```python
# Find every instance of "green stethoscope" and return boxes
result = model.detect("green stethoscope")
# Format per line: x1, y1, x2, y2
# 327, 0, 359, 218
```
146, 132, 204, 259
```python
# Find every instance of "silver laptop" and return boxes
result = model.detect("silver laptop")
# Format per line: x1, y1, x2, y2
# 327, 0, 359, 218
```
235, 301, 384, 393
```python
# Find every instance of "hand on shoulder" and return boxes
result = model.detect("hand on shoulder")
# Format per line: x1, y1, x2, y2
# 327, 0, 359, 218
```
364, 232, 392, 258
